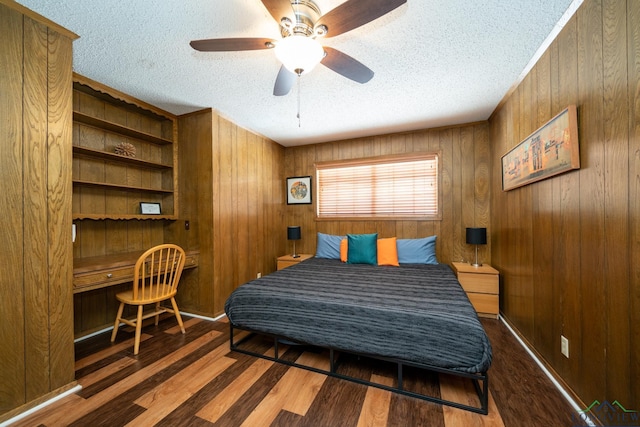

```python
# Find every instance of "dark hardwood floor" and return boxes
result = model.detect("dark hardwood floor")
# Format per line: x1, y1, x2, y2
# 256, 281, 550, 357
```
13, 315, 577, 426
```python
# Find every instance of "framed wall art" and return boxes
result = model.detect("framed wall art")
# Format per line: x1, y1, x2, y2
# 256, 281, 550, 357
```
140, 202, 162, 215
287, 176, 312, 205
501, 105, 580, 191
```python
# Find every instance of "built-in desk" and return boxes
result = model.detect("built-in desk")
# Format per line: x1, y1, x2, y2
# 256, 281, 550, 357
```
73, 250, 199, 293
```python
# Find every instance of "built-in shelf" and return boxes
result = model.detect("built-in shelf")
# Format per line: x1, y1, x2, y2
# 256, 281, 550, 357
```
72, 179, 173, 194
72, 74, 177, 221
73, 111, 173, 145
72, 145, 172, 169
73, 213, 175, 221
73, 80, 169, 121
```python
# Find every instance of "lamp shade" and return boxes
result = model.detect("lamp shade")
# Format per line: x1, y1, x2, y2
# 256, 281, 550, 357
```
274, 36, 325, 75
466, 227, 487, 245
287, 226, 301, 241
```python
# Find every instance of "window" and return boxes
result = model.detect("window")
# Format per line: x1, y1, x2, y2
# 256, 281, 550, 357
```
316, 153, 440, 220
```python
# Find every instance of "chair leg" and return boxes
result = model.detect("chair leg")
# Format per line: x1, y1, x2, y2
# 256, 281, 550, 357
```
155, 302, 161, 326
111, 302, 125, 343
134, 305, 144, 355
170, 297, 185, 334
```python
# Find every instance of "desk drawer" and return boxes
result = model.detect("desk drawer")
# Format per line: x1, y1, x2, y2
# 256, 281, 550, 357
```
185, 252, 199, 268
73, 250, 199, 293
74, 266, 133, 291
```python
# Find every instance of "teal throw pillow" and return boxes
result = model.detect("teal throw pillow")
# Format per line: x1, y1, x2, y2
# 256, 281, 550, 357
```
347, 233, 378, 265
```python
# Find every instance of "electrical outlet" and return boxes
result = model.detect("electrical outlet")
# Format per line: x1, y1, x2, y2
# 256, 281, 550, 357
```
257, 272, 261, 279
561, 335, 569, 358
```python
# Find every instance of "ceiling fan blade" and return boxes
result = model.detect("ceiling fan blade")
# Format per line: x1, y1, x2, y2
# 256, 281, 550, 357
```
190, 37, 277, 52
261, 0, 295, 25
273, 65, 297, 96
321, 47, 374, 84
316, 0, 406, 38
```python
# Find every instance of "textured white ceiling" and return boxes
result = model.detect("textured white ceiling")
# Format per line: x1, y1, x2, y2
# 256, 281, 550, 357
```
17, 0, 580, 147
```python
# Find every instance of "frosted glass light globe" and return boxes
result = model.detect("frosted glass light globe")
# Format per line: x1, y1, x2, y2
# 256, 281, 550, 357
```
274, 36, 325, 75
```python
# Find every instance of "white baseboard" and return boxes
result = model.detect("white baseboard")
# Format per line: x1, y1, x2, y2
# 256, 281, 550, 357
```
74, 311, 224, 343
0, 385, 82, 427
499, 315, 595, 427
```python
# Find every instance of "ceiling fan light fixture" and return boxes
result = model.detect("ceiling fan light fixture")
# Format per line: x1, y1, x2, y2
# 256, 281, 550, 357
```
274, 36, 324, 75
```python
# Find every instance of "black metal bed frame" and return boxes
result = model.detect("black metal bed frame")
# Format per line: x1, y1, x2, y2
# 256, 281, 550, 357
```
229, 323, 489, 415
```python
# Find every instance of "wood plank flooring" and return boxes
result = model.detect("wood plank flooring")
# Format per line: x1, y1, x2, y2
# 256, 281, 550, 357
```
12, 315, 577, 426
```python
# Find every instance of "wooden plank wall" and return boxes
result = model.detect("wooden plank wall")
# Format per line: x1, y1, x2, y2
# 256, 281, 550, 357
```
0, 3, 26, 414
0, 0, 76, 420
172, 109, 286, 317
489, 0, 639, 412
283, 123, 491, 266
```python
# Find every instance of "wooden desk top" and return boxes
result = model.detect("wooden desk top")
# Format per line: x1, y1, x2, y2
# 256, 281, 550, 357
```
73, 249, 199, 293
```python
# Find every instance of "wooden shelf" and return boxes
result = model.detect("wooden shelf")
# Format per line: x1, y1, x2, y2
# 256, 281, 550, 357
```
73, 145, 172, 169
72, 75, 178, 220
73, 74, 173, 121
73, 213, 176, 220
73, 179, 173, 193
73, 111, 173, 145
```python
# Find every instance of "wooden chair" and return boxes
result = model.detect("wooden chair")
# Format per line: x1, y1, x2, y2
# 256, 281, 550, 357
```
111, 244, 186, 355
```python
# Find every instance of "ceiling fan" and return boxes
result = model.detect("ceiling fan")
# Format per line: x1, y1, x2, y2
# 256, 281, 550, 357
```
190, 0, 407, 96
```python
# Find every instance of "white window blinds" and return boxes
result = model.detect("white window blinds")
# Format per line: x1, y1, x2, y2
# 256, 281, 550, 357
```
316, 153, 440, 219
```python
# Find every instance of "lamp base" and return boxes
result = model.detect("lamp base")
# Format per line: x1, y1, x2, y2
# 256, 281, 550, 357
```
291, 254, 300, 258
470, 245, 482, 267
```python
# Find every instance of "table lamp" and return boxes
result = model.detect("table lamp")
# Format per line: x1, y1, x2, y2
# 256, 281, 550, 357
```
287, 226, 301, 258
466, 227, 487, 267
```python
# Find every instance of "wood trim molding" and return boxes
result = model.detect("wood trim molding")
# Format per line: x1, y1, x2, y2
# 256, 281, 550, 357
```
0, 0, 78, 40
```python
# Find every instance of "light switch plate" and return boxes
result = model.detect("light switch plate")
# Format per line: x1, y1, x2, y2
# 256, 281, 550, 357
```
561, 335, 569, 358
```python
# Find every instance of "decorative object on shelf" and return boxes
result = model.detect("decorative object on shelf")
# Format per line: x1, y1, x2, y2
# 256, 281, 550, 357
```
287, 176, 312, 204
466, 227, 487, 267
287, 226, 301, 258
501, 104, 579, 191
140, 202, 162, 215
114, 141, 137, 157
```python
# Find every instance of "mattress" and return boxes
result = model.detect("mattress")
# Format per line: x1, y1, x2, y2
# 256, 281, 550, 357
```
224, 257, 492, 373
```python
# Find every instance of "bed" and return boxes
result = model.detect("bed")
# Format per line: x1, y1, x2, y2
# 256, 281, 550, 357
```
224, 257, 492, 414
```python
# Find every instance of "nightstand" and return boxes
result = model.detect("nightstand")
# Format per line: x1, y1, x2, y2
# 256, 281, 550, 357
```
451, 262, 499, 319
277, 254, 313, 270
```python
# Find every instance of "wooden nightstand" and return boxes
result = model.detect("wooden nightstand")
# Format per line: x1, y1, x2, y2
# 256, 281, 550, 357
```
451, 262, 499, 319
277, 254, 313, 270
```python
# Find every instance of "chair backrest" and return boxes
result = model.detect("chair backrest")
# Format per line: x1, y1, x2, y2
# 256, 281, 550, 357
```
131, 244, 186, 302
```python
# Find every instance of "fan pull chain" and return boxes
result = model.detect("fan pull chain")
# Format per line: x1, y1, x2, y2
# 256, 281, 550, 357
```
297, 74, 301, 127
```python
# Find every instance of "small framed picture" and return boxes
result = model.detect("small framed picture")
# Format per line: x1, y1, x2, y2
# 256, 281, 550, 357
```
287, 176, 312, 205
140, 202, 162, 215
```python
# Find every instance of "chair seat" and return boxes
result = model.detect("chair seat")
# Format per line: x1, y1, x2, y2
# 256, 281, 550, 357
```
116, 285, 177, 305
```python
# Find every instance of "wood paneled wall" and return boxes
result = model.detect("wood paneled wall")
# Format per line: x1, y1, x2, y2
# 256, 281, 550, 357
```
283, 123, 491, 265
0, 0, 76, 420
171, 109, 285, 317
489, 0, 640, 413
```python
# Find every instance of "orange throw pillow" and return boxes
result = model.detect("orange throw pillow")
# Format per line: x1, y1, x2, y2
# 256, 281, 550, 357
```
377, 237, 399, 266
340, 238, 348, 262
